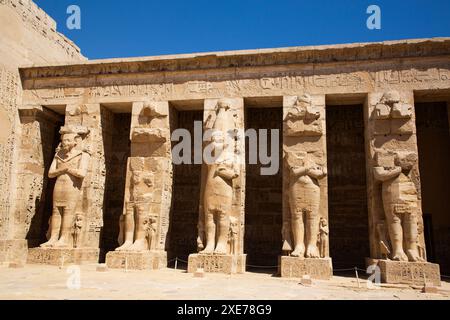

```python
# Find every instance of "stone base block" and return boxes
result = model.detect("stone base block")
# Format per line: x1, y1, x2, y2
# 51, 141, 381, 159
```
279, 257, 333, 280
367, 259, 441, 286
27, 248, 99, 265
0, 240, 27, 265
105, 250, 167, 270
188, 254, 246, 274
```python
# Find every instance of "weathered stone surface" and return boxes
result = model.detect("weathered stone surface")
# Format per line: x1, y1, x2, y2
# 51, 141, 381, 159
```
368, 259, 441, 286
0, 0, 449, 286
0, 240, 27, 265
279, 257, 333, 280
382, 261, 441, 287
188, 254, 247, 274
27, 248, 99, 265
105, 251, 167, 270
0, 0, 84, 265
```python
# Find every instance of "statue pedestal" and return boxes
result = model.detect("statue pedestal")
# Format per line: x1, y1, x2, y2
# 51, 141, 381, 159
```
0, 240, 28, 265
188, 254, 246, 274
367, 258, 441, 286
279, 256, 333, 280
105, 250, 167, 270
27, 247, 99, 265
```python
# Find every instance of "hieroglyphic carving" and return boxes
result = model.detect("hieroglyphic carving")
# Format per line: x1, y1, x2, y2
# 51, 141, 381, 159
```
188, 253, 246, 274
376, 260, 441, 286
0, 68, 19, 111
279, 257, 333, 280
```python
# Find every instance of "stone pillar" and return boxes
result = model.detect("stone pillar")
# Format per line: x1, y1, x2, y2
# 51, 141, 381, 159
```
188, 98, 246, 274
365, 90, 441, 286
0, 68, 20, 262
106, 101, 172, 270
27, 103, 105, 265
0, 105, 62, 265
279, 94, 333, 280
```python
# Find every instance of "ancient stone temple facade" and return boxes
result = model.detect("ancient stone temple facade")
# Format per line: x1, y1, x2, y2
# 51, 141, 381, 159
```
1, 2, 449, 287
0, 0, 85, 265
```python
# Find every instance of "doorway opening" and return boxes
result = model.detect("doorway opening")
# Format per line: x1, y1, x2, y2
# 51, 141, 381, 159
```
326, 104, 370, 269
167, 103, 203, 266
415, 101, 450, 274
244, 97, 283, 271
27, 106, 64, 247
100, 105, 132, 261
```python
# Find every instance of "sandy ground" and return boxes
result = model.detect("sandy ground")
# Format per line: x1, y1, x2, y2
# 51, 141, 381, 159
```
0, 264, 449, 300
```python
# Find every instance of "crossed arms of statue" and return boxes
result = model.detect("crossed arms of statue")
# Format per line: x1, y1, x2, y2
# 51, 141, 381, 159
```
48, 153, 91, 179
215, 163, 239, 181
291, 165, 327, 179
373, 166, 402, 182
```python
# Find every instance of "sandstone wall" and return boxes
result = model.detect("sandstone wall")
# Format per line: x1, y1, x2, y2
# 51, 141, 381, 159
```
0, 0, 85, 244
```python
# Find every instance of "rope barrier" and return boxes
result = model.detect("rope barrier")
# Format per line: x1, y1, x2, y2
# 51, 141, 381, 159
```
246, 264, 279, 269
167, 258, 450, 280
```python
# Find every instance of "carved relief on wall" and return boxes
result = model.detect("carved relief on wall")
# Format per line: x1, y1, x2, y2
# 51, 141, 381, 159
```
40, 125, 91, 248
283, 94, 323, 136
372, 90, 414, 135
131, 103, 168, 143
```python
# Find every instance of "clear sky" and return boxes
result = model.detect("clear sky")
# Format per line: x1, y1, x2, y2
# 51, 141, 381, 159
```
34, 0, 450, 60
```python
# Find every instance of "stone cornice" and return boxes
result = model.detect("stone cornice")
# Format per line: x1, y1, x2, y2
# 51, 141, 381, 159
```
19, 38, 450, 82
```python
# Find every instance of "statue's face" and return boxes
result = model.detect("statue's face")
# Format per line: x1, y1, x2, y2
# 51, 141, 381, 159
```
61, 134, 77, 151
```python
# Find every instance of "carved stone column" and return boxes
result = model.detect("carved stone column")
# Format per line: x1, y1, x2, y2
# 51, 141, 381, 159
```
106, 101, 172, 270
0, 105, 62, 266
279, 94, 333, 280
27, 103, 104, 265
188, 98, 246, 274
365, 90, 441, 286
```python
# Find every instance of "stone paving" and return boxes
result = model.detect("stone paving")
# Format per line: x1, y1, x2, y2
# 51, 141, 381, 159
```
0, 264, 449, 300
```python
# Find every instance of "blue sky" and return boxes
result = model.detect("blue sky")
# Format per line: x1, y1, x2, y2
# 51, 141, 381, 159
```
35, 0, 450, 60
